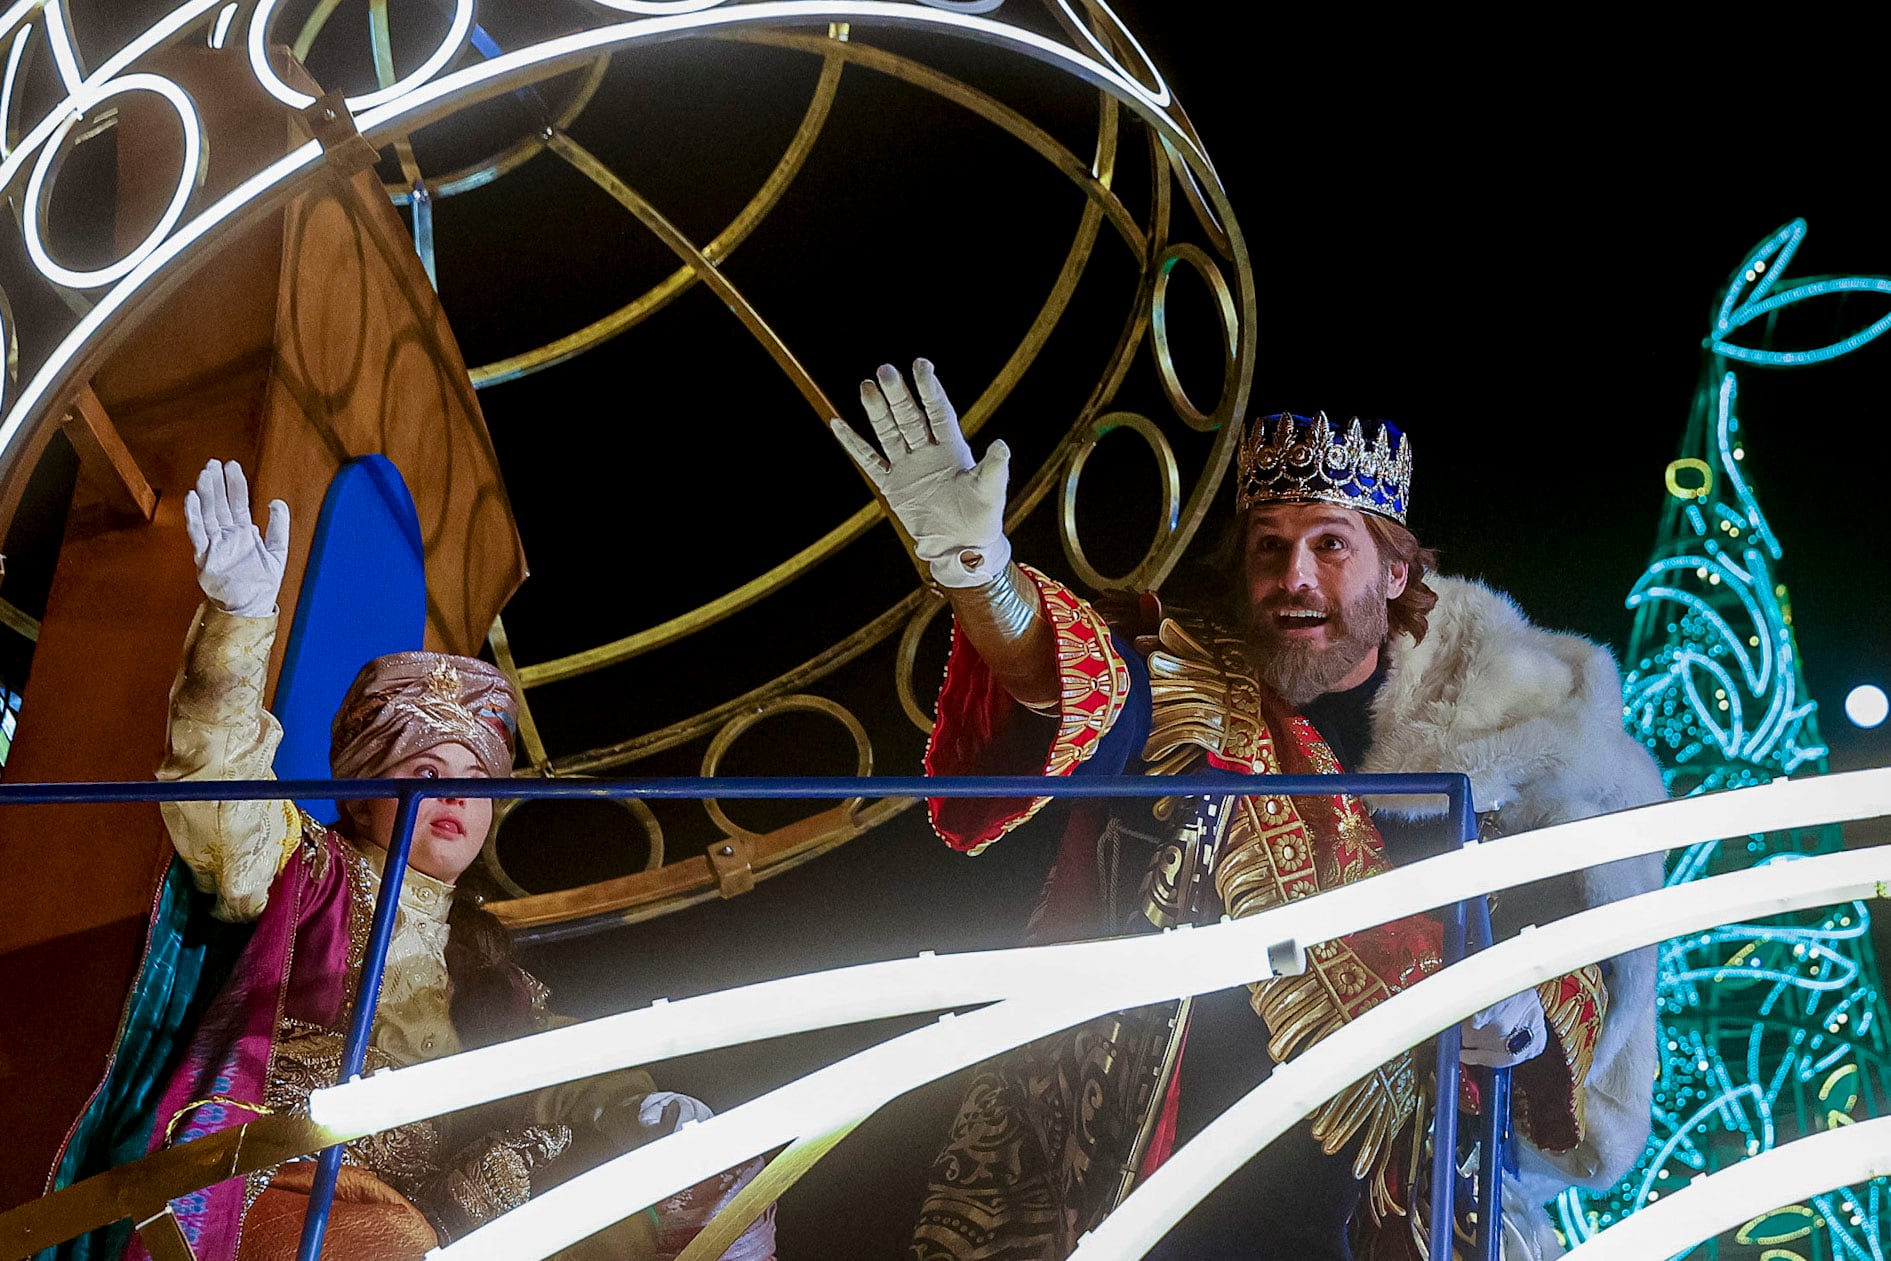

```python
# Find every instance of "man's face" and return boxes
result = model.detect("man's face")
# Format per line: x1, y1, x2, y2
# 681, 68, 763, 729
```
345, 742, 495, 883
1240, 502, 1409, 704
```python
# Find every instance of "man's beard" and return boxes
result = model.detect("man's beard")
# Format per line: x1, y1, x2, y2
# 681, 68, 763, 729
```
1242, 580, 1391, 707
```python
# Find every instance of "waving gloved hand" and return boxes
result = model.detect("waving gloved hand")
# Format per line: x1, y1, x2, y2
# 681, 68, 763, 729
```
1459, 986, 1549, 1069
829, 359, 1011, 588
184, 459, 289, 618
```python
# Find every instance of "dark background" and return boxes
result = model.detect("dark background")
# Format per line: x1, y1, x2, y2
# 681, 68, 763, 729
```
4, 6, 1888, 1256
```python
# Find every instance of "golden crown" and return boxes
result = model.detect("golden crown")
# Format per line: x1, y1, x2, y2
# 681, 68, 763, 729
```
1235, 411, 1412, 524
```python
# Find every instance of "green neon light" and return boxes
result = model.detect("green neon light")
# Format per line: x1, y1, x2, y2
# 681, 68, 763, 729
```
1560, 221, 1890, 1258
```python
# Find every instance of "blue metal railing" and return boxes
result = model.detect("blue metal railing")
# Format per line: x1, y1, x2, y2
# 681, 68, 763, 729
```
0, 772, 1505, 1260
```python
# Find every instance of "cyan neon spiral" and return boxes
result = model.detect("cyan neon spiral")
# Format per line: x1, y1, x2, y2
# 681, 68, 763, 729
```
1557, 221, 1891, 1260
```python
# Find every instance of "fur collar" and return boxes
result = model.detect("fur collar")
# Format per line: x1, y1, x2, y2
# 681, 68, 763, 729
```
1359, 575, 1667, 831
1356, 574, 1668, 1194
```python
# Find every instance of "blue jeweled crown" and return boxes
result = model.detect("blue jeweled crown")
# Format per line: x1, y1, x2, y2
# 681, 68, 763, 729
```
1235, 411, 1412, 524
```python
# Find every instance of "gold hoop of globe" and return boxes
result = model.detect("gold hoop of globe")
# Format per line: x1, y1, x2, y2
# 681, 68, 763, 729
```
1046, 0, 1169, 108
0, 286, 17, 415
1149, 242, 1238, 433
481, 785, 667, 900
1160, 136, 1231, 258
247, 0, 475, 112
700, 694, 873, 838
280, 3, 613, 207
22, 74, 209, 290
1059, 411, 1181, 593
895, 590, 951, 734
0, 2, 1256, 943
1666, 457, 1714, 501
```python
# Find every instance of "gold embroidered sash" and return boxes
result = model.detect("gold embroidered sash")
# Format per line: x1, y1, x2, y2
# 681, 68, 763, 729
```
1142, 617, 1445, 1220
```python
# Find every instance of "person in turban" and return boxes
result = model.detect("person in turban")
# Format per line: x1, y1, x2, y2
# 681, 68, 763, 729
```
48, 460, 774, 1261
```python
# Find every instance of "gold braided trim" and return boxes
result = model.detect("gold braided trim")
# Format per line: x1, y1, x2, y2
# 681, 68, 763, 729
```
1527, 964, 1607, 1148
955, 567, 1133, 855
1146, 615, 1422, 1222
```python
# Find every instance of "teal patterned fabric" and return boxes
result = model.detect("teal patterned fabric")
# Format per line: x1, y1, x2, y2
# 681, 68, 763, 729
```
43, 858, 249, 1261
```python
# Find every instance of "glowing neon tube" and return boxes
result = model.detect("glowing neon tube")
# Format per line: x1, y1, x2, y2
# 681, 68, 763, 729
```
2, 0, 1227, 472
311, 768, 1891, 1137
431, 821, 1891, 1261
1556, 1115, 1891, 1261
1068, 842, 1891, 1260
427, 995, 1100, 1261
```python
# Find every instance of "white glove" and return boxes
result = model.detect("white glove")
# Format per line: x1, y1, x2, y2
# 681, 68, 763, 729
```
828, 359, 1012, 588
184, 459, 289, 618
1459, 987, 1549, 1069
638, 1090, 715, 1133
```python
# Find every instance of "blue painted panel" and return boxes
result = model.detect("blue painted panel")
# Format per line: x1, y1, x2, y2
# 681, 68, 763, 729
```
272, 456, 426, 822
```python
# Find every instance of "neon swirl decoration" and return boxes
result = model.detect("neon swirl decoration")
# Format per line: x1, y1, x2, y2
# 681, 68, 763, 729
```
1560, 220, 1891, 1260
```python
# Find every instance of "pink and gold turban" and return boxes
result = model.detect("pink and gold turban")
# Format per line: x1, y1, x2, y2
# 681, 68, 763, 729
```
329, 652, 519, 781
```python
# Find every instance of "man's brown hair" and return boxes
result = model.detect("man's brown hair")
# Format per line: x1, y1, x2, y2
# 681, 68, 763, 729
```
1363, 514, 1441, 645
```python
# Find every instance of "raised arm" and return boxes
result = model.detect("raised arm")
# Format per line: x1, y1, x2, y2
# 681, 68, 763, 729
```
156, 458, 299, 922
830, 360, 1057, 710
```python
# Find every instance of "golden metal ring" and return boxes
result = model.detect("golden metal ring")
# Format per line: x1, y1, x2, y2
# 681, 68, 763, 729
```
480, 787, 666, 899
700, 694, 873, 837
1059, 411, 1181, 592
1150, 242, 1239, 433
1666, 457, 1714, 501
1161, 134, 1232, 258
895, 590, 951, 733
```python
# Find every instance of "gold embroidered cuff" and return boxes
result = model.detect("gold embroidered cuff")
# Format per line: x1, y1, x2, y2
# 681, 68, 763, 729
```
954, 566, 1133, 855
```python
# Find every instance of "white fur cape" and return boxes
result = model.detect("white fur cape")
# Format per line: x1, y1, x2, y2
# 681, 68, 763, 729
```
1357, 576, 1667, 1252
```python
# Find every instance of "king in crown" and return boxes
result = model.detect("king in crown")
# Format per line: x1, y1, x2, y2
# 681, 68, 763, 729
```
830, 358, 1664, 1261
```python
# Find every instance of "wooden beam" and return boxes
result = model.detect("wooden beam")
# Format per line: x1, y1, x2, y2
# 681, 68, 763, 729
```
0, 599, 36, 643
60, 386, 156, 521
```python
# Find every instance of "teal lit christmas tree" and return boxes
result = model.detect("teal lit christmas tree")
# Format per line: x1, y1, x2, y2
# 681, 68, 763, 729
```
1555, 220, 1891, 1257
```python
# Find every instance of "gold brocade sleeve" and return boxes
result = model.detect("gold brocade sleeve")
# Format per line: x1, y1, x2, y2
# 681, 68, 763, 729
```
1515, 965, 1608, 1154
524, 992, 660, 1138
957, 565, 1133, 855
156, 602, 301, 922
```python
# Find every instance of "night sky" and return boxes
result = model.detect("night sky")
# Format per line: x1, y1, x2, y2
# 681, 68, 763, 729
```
5, 5, 1888, 1254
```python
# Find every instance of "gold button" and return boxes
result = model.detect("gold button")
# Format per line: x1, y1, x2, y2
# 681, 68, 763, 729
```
423, 1035, 436, 1052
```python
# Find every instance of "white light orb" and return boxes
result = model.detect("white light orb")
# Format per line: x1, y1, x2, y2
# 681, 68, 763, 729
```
1844, 684, 1889, 729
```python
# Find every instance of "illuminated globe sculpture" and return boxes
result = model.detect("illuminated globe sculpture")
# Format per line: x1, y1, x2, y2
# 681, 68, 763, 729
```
0, 0, 1255, 934
1557, 220, 1891, 1259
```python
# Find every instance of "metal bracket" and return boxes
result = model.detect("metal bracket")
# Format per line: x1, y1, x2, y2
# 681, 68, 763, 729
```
1266, 937, 1306, 976
302, 91, 379, 178
134, 1205, 199, 1261
706, 835, 755, 899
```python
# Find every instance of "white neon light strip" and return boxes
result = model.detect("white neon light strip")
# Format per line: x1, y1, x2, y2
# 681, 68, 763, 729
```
312, 768, 1891, 1137
246, 0, 476, 111
430, 816, 1891, 1260
436, 831, 1891, 1261
0, 0, 1223, 471
1557, 1115, 1891, 1261
589, 0, 733, 13
429, 995, 1100, 1260
22, 72, 206, 288
1068, 842, 1891, 1260
41, 0, 83, 91
0, 0, 223, 196
0, 0, 41, 44
208, 3, 236, 50
0, 27, 29, 159
0, 139, 322, 456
